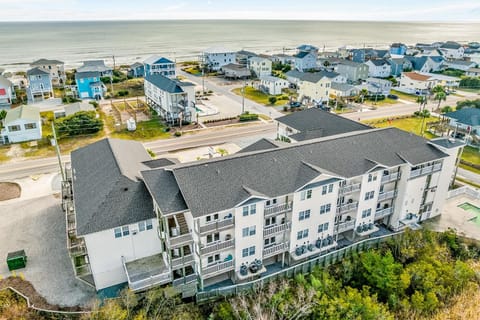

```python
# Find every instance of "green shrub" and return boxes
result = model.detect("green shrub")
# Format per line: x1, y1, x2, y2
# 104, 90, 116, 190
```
117, 90, 129, 97
174, 131, 182, 137
239, 113, 259, 122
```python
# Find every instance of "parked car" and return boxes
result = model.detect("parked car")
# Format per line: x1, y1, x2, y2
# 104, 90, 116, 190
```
290, 101, 301, 108
387, 94, 398, 100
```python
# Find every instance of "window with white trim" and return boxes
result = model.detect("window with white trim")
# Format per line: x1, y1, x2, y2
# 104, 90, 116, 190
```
362, 209, 372, 218
299, 209, 311, 221
301, 189, 312, 200
242, 226, 256, 237
364, 191, 375, 200
242, 246, 256, 257
297, 229, 309, 240
320, 204, 332, 214
122, 226, 130, 236
318, 222, 329, 232
114, 228, 122, 238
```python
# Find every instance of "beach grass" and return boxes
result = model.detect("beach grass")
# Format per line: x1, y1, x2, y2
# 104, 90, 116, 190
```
110, 78, 145, 98
461, 145, 480, 166
365, 116, 438, 136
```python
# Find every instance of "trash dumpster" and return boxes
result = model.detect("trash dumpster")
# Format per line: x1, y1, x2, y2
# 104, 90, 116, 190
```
6, 250, 27, 271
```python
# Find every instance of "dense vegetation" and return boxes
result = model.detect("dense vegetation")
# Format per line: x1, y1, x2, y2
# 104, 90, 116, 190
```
2, 230, 479, 319
457, 98, 480, 110
459, 77, 480, 89
55, 111, 104, 137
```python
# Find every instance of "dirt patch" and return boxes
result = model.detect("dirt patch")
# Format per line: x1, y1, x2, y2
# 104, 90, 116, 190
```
204, 118, 241, 127
0, 182, 21, 201
0, 277, 86, 312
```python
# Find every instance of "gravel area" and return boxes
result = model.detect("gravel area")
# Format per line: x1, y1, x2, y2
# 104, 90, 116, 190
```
0, 182, 21, 201
0, 195, 96, 307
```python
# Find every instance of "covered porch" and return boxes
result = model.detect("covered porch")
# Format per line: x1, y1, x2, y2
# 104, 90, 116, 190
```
123, 254, 171, 292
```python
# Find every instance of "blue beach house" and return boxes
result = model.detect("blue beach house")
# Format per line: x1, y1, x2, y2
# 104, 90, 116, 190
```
75, 71, 106, 100
390, 43, 407, 55
128, 62, 145, 78
26, 67, 53, 103
143, 56, 176, 78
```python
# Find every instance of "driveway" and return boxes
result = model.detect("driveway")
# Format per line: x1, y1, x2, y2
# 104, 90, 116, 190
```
0, 195, 95, 307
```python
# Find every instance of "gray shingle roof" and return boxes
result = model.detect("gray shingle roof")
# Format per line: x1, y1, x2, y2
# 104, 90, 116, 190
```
4, 105, 40, 123
31, 58, 64, 65
75, 71, 101, 80
77, 60, 111, 73
141, 169, 188, 214
145, 74, 193, 93
27, 67, 50, 76
238, 138, 280, 153
368, 59, 389, 66
441, 42, 462, 50
445, 108, 480, 126
429, 138, 465, 149
142, 158, 178, 169
150, 127, 447, 217
64, 102, 95, 117
276, 108, 371, 139
71, 139, 155, 235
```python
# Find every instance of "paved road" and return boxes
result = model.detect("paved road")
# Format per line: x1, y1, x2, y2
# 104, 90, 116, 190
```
0, 123, 276, 181
457, 167, 480, 186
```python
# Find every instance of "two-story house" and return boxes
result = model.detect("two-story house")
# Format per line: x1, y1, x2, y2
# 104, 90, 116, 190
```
443, 60, 477, 72
144, 74, 195, 125
404, 56, 444, 73
144, 56, 176, 78
128, 62, 145, 78
248, 57, 272, 78
444, 108, 480, 137
26, 67, 54, 103
75, 71, 106, 100
0, 75, 16, 109
63, 112, 462, 297
439, 42, 465, 59
203, 47, 236, 71
388, 58, 413, 77
294, 44, 319, 71
1, 105, 42, 144
77, 60, 112, 77
259, 76, 289, 95
297, 72, 334, 104
30, 59, 66, 86
389, 43, 407, 56
335, 60, 369, 82
398, 72, 437, 95
365, 59, 391, 78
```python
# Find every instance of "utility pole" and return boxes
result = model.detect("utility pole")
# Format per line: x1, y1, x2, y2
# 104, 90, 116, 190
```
51, 121, 65, 181
112, 55, 116, 70
241, 78, 246, 114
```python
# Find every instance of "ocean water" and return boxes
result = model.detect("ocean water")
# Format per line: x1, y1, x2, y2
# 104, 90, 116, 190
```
0, 20, 479, 71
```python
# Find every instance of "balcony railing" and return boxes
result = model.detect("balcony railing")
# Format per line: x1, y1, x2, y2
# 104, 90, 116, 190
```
381, 172, 401, 184
170, 233, 193, 247
409, 164, 442, 179
200, 239, 235, 255
171, 254, 194, 269
336, 202, 359, 215
263, 242, 289, 258
337, 220, 356, 233
172, 274, 197, 287
263, 222, 291, 237
202, 260, 234, 277
200, 218, 234, 234
264, 202, 293, 217
129, 272, 171, 292
339, 183, 361, 195
377, 190, 397, 201
375, 207, 394, 220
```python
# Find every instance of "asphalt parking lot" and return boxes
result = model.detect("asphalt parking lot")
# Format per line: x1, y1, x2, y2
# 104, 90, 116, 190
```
0, 194, 95, 307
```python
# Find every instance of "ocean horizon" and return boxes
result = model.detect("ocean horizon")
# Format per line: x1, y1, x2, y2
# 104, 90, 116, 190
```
1, 20, 479, 71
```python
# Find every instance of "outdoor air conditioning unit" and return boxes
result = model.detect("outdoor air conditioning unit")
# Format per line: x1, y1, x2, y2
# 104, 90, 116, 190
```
173, 248, 180, 257
171, 227, 179, 237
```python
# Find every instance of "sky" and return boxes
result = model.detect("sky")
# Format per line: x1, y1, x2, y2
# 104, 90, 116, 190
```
0, 0, 479, 22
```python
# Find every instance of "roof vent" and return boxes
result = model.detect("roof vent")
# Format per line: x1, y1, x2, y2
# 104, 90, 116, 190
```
123, 187, 129, 191
216, 169, 220, 174
273, 158, 277, 162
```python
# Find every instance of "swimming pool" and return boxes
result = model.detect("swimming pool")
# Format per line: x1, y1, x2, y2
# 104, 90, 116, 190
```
459, 202, 480, 226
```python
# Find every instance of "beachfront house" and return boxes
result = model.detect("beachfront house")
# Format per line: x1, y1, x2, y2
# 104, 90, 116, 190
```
248, 56, 272, 78
1, 105, 42, 144
30, 59, 66, 86
465, 49, 480, 65
388, 58, 413, 77
75, 71, 106, 100
404, 56, 444, 73
294, 44, 319, 71
26, 67, 54, 103
418, 72, 460, 89
128, 62, 145, 78
144, 56, 176, 78
439, 42, 465, 59
0, 75, 16, 109
398, 72, 437, 95
221, 64, 251, 79
77, 60, 113, 77
259, 76, 289, 95
335, 60, 369, 82
203, 46, 236, 71
144, 74, 195, 125
444, 108, 480, 139
330, 82, 358, 98
272, 54, 294, 66
236, 50, 258, 66
444, 60, 477, 71
365, 59, 391, 78
389, 43, 407, 56
351, 48, 390, 63
466, 67, 480, 77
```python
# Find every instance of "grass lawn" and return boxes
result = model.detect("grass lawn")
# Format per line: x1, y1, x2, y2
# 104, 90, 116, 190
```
390, 89, 418, 102
183, 66, 202, 76
0, 145, 10, 163
364, 98, 399, 107
232, 86, 289, 106
110, 116, 170, 141
458, 88, 480, 94
461, 145, 480, 166
109, 78, 145, 98
366, 116, 438, 136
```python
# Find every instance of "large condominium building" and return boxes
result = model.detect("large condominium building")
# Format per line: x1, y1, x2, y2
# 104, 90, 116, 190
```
63, 112, 463, 299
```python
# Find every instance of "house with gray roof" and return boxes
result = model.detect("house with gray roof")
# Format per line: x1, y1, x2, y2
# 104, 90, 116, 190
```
77, 60, 112, 77
335, 60, 369, 82
1, 105, 42, 143
144, 56, 176, 78
221, 63, 251, 79
31, 58, 66, 86
64, 121, 463, 295
444, 60, 477, 71
439, 41, 465, 59
294, 44, 319, 71
128, 62, 145, 78
203, 46, 236, 71
26, 67, 54, 103
144, 74, 195, 125
444, 108, 480, 138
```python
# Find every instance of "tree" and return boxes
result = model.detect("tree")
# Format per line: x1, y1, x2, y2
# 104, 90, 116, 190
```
0, 109, 7, 120
55, 111, 103, 137
268, 96, 277, 105
434, 91, 447, 111
441, 105, 453, 114
359, 89, 369, 104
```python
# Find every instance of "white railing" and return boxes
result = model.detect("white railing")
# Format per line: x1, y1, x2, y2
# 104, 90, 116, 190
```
381, 172, 400, 183
129, 272, 171, 291
170, 233, 193, 247
337, 220, 356, 233
263, 222, 291, 237
378, 190, 397, 201
263, 242, 289, 258
447, 186, 480, 199
375, 207, 394, 220
171, 254, 194, 268
336, 202, 359, 215
339, 183, 361, 195
264, 202, 293, 217
172, 273, 197, 287
200, 218, 234, 234
202, 260, 234, 277
200, 239, 235, 255
410, 164, 442, 179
